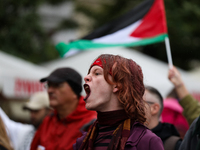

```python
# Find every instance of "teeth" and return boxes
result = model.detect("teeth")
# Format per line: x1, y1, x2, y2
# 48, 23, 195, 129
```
84, 85, 89, 90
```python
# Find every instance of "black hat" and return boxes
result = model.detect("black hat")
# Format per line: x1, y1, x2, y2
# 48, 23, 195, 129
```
40, 67, 82, 97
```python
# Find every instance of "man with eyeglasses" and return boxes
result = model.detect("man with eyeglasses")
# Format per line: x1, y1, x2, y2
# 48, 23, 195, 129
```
30, 67, 97, 150
144, 86, 182, 150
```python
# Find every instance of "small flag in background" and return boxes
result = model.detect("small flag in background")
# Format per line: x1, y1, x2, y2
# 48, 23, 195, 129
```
56, 0, 168, 57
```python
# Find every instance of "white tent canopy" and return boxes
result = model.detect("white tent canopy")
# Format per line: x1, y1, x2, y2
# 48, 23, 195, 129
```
189, 68, 200, 81
0, 51, 50, 99
42, 47, 200, 99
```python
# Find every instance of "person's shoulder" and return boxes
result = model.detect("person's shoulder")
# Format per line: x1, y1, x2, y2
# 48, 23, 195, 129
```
126, 122, 164, 150
183, 116, 199, 134
135, 123, 164, 149
178, 117, 200, 150
141, 125, 161, 140
131, 121, 152, 134
128, 122, 159, 143
191, 116, 199, 127
73, 131, 88, 150
188, 116, 200, 137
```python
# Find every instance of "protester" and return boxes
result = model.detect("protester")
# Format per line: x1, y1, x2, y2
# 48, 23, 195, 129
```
0, 116, 13, 150
74, 54, 164, 150
144, 86, 182, 150
30, 67, 97, 150
0, 91, 51, 150
167, 66, 200, 150
161, 88, 189, 139
23, 91, 52, 129
161, 66, 200, 139
179, 116, 200, 150
168, 66, 200, 124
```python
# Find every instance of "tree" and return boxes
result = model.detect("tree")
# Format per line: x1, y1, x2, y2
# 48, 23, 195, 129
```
0, 0, 76, 64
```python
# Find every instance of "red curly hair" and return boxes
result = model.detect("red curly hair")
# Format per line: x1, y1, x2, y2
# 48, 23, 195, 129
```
90, 54, 146, 124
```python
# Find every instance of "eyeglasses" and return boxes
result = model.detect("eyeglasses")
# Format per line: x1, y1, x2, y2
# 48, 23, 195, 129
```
44, 82, 64, 89
145, 101, 155, 105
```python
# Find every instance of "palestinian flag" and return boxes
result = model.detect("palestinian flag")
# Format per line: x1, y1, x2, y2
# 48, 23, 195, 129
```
56, 0, 168, 57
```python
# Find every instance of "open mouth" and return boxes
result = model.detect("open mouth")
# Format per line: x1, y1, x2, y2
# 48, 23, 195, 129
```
83, 84, 91, 101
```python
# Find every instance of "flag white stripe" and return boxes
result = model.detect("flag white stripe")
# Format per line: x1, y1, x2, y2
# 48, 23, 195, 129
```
92, 20, 142, 44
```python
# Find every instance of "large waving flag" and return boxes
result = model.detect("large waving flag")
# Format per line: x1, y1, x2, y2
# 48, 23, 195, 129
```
56, 0, 168, 57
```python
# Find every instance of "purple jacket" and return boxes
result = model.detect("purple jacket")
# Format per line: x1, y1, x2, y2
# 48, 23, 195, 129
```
73, 122, 164, 150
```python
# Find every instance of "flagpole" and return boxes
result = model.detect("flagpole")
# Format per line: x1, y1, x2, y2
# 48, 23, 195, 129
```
165, 37, 173, 69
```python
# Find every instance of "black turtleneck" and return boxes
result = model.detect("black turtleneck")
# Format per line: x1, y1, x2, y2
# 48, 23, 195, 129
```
97, 109, 129, 126
93, 109, 129, 149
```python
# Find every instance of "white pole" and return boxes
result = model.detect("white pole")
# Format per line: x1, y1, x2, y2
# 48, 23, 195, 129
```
165, 37, 173, 69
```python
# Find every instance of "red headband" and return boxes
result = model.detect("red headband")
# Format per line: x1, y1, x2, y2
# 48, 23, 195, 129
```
90, 58, 112, 75
90, 58, 103, 69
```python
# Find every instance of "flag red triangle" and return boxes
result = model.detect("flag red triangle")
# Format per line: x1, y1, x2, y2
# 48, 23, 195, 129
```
130, 0, 167, 38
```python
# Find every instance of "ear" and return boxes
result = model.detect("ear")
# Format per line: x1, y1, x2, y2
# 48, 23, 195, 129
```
113, 84, 119, 93
150, 103, 160, 116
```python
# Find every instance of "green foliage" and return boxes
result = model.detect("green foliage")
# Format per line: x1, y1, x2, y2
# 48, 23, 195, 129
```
58, 19, 79, 29
75, 0, 142, 30
0, 0, 64, 63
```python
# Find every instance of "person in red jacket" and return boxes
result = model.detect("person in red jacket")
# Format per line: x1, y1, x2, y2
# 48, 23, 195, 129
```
30, 67, 97, 150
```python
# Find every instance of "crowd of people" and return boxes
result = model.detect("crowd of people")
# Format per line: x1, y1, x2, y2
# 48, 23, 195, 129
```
0, 53, 199, 150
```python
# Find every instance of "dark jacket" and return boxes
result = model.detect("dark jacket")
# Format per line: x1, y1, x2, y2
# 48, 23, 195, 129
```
0, 145, 9, 150
73, 122, 164, 150
152, 122, 182, 150
179, 117, 200, 150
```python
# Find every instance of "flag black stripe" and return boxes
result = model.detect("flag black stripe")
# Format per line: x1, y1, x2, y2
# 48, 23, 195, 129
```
82, 0, 155, 40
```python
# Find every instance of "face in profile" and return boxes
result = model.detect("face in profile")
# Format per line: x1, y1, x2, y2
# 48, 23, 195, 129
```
84, 65, 116, 112
30, 108, 48, 128
47, 82, 77, 109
